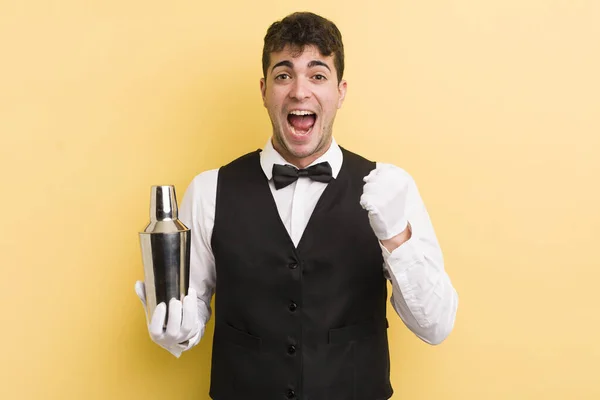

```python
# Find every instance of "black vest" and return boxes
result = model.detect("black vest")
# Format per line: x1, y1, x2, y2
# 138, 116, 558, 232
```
209, 148, 393, 400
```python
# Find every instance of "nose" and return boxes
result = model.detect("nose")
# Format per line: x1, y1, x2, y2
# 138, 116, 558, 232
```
289, 77, 311, 100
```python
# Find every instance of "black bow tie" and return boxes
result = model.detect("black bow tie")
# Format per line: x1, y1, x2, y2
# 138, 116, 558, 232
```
272, 162, 333, 190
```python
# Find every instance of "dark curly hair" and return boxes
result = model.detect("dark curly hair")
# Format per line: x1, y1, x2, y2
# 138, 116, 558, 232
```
262, 12, 345, 83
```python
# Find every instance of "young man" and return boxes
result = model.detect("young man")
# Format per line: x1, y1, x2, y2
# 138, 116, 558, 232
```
136, 11, 458, 400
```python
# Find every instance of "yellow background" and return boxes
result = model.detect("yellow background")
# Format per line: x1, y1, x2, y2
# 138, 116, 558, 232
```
1, 0, 599, 399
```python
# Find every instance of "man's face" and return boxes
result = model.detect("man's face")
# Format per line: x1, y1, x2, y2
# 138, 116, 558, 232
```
260, 44, 347, 168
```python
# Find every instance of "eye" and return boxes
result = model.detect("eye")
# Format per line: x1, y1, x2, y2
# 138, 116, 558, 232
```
275, 73, 291, 80
313, 74, 327, 81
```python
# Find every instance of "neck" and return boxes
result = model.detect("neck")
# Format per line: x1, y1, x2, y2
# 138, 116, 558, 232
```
272, 137, 333, 169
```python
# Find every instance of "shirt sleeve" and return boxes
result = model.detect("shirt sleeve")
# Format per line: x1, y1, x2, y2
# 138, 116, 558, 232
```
376, 162, 459, 345
178, 168, 219, 349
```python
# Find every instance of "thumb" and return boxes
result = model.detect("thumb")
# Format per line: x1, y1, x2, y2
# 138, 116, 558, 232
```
135, 280, 147, 308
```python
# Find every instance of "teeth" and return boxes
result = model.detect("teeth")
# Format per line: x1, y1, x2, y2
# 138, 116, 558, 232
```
289, 110, 315, 116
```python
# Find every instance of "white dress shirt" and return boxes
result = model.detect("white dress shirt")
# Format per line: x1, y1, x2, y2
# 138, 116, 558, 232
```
178, 138, 458, 350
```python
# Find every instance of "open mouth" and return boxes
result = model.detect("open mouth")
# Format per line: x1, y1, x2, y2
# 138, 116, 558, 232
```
287, 110, 317, 136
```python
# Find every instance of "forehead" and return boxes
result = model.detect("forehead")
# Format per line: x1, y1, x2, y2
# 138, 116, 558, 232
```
268, 44, 334, 70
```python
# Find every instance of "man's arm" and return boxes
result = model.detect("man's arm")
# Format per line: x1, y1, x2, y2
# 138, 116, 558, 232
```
177, 169, 219, 350
361, 163, 458, 345
134, 169, 219, 358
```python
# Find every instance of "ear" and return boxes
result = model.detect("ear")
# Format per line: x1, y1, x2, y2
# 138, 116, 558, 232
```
337, 79, 347, 109
260, 78, 267, 107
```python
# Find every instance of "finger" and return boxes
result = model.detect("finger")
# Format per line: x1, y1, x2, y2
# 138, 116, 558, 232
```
363, 176, 399, 202
369, 163, 399, 182
359, 193, 378, 212
359, 193, 369, 210
181, 290, 198, 339
378, 165, 409, 187
361, 180, 381, 194
363, 167, 393, 190
149, 302, 167, 340
362, 168, 378, 183
135, 281, 147, 308
166, 298, 183, 340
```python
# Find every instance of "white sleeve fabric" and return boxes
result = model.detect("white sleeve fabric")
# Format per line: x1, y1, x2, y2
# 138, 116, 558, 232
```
376, 162, 458, 345
178, 168, 219, 349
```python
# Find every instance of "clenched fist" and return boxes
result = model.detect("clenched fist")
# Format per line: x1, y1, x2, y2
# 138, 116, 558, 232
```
360, 164, 410, 241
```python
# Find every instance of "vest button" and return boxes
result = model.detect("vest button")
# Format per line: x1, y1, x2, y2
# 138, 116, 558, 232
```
288, 302, 297, 312
288, 262, 298, 269
287, 389, 296, 399
287, 345, 296, 355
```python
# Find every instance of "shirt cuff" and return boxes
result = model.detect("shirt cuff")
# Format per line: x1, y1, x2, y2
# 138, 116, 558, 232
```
379, 222, 424, 269
379, 226, 431, 328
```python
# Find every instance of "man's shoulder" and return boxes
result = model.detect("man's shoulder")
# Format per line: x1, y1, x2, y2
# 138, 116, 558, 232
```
187, 168, 219, 193
188, 149, 262, 186
338, 146, 415, 180
221, 149, 262, 169
338, 146, 377, 174
338, 146, 377, 164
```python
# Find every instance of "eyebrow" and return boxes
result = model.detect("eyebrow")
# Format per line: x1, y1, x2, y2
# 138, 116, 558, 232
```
271, 60, 332, 73
308, 60, 331, 71
271, 60, 294, 72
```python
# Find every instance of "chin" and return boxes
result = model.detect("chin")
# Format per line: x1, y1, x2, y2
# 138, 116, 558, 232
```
274, 123, 329, 161
280, 139, 310, 155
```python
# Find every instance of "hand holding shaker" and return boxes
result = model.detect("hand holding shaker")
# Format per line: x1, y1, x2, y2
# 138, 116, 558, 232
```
139, 185, 190, 325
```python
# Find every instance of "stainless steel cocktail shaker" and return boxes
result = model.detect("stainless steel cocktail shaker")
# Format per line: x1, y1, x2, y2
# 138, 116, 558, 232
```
139, 185, 190, 324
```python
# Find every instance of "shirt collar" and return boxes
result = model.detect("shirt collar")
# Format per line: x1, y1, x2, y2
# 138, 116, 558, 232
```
260, 137, 343, 180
